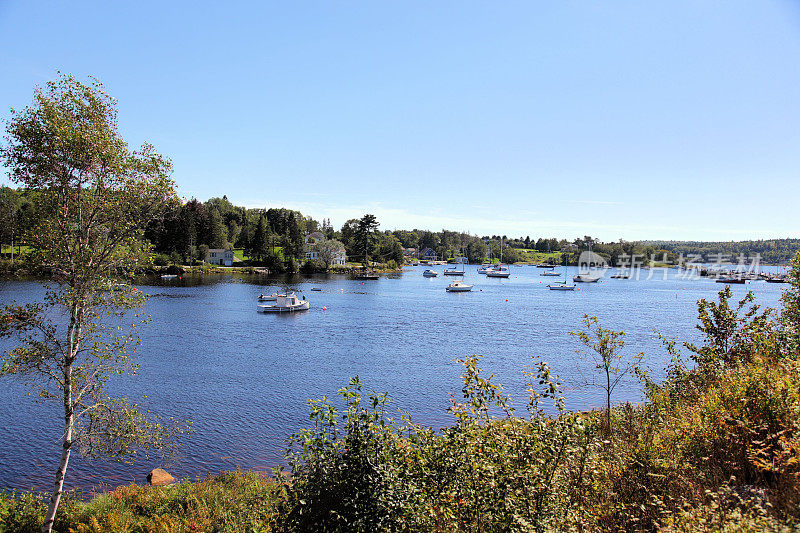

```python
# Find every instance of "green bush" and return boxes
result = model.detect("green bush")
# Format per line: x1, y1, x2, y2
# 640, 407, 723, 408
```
280, 358, 601, 532
152, 252, 170, 266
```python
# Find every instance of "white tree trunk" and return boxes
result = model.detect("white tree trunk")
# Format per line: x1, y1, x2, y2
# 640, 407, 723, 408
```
42, 308, 79, 533
42, 378, 73, 533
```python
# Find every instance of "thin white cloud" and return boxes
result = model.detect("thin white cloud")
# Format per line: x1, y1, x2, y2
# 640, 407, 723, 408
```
567, 199, 622, 206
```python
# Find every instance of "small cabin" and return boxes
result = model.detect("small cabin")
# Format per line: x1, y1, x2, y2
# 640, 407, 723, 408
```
276, 294, 298, 307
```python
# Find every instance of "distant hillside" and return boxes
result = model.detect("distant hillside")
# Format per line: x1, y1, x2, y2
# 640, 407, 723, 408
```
637, 238, 800, 264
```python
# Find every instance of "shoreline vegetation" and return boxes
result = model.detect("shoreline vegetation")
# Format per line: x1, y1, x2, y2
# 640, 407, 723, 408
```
4, 187, 799, 278
2, 258, 800, 531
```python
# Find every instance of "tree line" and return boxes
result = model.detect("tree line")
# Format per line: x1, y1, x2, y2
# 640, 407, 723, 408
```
2, 187, 798, 269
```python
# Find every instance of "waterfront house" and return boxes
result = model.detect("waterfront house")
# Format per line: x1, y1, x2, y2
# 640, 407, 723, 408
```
304, 232, 346, 265
420, 248, 437, 261
206, 248, 234, 266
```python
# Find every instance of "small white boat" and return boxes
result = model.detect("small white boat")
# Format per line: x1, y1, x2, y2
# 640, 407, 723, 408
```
486, 265, 510, 278
477, 264, 493, 274
160, 274, 178, 279
540, 270, 561, 277
258, 292, 280, 301
446, 280, 473, 292
423, 269, 439, 277
257, 293, 310, 313
573, 272, 602, 283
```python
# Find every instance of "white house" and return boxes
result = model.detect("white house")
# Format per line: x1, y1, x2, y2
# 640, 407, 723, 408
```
206, 248, 234, 266
304, 233, 346, 266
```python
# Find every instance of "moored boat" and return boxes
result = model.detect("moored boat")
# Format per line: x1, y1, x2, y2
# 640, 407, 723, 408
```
486, 266, 510, 278
257, 293, 310, 313
446, 280, 473, 292
423, 269, 438, 277
573, 272, 602, 283
258, 292, 280, 301
486, 237, 510, 278
550, 247, 576, 290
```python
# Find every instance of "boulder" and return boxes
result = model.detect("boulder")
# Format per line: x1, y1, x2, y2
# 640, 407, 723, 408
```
146, 468, 175, 486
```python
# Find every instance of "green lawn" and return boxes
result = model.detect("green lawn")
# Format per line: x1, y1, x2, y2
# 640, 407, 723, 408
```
233, 247, 285, 262
512, 248, 563, 264
0, 244, 31, 254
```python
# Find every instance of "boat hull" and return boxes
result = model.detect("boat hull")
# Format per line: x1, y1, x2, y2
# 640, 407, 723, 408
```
446, 286, 473, 292
257, 301, 310, 313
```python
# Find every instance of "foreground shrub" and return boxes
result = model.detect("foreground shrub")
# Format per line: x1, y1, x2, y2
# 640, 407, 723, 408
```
280, 358, 604, 532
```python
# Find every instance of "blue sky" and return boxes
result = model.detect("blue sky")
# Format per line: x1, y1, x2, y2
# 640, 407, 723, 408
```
2, 1, 799, 241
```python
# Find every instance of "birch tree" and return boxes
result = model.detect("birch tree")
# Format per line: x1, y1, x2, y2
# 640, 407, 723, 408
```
570, 315, 642, 435
0, 74, 182, 533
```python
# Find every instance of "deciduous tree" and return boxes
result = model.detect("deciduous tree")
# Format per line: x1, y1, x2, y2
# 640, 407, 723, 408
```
570, 315, 642, 434
0, 74, 184, 533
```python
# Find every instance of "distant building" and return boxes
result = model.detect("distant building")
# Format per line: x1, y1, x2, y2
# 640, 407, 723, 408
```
403, 247, 418, 258
207, 248, 234, 266
304, 233, 346, 266
420, 248, 437, 261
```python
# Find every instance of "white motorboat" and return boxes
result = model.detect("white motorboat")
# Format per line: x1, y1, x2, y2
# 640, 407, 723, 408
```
160, 274, 178, 279
573, 272, 602, 283
258, 292, 280, 301
446, 280, 473, 292
257, 293, 310, 313
423, 269, 438, 277
477, 263, 493, 274
486, 265, 510, 278
540, 270, 561, 277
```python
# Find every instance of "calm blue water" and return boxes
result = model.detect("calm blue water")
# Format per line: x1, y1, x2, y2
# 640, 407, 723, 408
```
0, 266, 787, 492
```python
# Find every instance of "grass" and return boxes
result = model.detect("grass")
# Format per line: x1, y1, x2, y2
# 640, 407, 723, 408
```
512, 248, 563, 264
0, 244, 31, 255
0, 471, 285, 533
